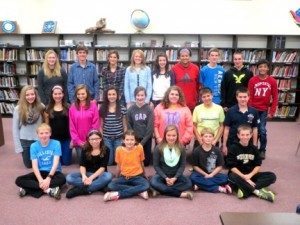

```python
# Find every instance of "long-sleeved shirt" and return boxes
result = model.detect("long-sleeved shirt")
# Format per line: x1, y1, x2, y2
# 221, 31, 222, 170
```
124, 66, 152, 103
67, 61, 99, 103
101, 66, 125, 97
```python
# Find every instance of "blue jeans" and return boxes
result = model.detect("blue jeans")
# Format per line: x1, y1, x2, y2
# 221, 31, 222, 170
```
60, 139, 72, 166
258, 110, 268, 151
190, 171, 228, 192
108, 175, 150, 199
150, 174, 192, 197
103, 137, 122, 165
20, 139, 35, 168
66, 172, 112, 193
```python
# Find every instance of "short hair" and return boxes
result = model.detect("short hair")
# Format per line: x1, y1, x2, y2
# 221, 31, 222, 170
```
199, 87, 213, 97
37, 123, 52, 133
134, 86, 147, 97
236, 86, 249, 96
257, 59, 269, 67
122, 130, 139, 146
237, 124, 253, 134
208, 47, 220, 56
177, 47, 192, 57
233, 51, 244, 59
200, 127, 214, 136
76, 44, 88, 54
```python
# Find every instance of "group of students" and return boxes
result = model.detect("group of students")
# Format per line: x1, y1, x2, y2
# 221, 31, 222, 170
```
13, 44, 277, 202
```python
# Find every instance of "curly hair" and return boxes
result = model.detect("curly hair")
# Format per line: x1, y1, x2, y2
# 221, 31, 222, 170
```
160, 86, 186, 108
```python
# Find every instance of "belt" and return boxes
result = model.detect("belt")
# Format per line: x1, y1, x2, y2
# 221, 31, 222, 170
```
106, 135, 122, 140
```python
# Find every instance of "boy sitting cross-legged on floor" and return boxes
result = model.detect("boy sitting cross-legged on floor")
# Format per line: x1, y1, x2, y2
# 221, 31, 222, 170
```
190, 127, 232, 194
227, 124, 276, 202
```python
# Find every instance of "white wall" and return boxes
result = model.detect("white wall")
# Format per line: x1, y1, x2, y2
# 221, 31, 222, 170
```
2, 0, 300, 35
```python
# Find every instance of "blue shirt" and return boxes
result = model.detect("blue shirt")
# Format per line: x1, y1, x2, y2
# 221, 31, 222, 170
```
67, 61, 99, 103
200, 65, 225, 104
30, 139, 62, 172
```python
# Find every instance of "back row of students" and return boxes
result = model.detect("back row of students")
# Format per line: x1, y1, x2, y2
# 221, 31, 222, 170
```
15, 122, 276, 203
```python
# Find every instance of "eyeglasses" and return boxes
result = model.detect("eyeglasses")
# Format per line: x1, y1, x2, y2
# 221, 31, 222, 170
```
89, 138, 101, 142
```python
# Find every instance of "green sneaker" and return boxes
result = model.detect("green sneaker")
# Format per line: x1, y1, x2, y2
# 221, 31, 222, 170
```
237, 189, 244, 199
257, 188, 275, 202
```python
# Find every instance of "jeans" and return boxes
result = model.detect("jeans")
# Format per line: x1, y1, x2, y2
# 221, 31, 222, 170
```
66, 171, 112, 193
228, 171, 276, 198
108, 175, 150, 199
258, 110, 268, 151
150, 174, 192, 197
74, 146, 83, 164
103, 137, 122, 165
15, 171, 66, 198
190, 171, 228, 192
60, 139, 72, 166
20, 139, 35, 168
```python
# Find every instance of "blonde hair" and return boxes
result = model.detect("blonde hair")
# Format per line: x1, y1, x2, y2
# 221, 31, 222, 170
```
42, 50, 61, 78
200, 127, 215, 137
159, 125, 182, 156
37, 123, 52, 133
129, 49, 146, 72
18, 85, 44, 125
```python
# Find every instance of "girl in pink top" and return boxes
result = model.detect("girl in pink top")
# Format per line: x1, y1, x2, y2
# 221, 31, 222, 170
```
69, 84, 100, 163
154, 86, 193, 145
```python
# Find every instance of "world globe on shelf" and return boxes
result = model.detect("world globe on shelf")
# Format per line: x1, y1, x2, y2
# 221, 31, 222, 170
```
130, 9, 150, 33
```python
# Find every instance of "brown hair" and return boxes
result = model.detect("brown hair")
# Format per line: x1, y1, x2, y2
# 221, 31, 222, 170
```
158, 125, 182, 156
74, 84, 91, 110
83, 129, 107, 160
161, 86, 186, 108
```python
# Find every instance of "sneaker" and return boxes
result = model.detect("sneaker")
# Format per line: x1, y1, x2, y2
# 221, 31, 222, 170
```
237, 188, 244, 199
103, 192, 119, 202
19, 188, 26, 197
257, 188, 275, 202
260, 151, 266, 160
218, 185, 232, 194
151, 189, 159, 198
49, 187, 61, 200
138, 191, 149, 200
193, 185, 199, 191
186, 191, 193, 200
66, 186, 90, 199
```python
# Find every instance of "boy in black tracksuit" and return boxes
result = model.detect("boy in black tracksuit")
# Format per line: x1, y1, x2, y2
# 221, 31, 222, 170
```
227, 124, 276, 202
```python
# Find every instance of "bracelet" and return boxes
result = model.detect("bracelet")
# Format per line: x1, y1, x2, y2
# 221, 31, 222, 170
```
47, 174, 53, 179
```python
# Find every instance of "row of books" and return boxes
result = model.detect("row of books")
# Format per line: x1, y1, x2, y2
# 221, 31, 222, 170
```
0, 89, 19, 100
278, 92, 296, 104
0, 77, 18, 87
277, 79, 297, 90
96, 50, 109, 61
272, 51, 299, 63
0, 102, 16, 114
29, 64, 41, 75
273, 36, 286, 49
200, 49, 233, 62
0, 63, 16, 75
28, 77, 37, 87
60, 49, 77, 61
271, 65, 298, 78
274, 106, 297, 117
240, 50, 266, 63
26, 49, 45, 61
61, 63, 72, 74
0, 49, 18, 61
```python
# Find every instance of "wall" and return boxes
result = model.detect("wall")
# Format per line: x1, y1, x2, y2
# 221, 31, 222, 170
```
2, 0, 300, 35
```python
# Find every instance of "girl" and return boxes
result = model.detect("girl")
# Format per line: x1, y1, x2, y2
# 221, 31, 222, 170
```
101, 50, 126, 106
150, 125, 193, 199
124, 49, 152, 109
127, 86, 154, 166
66, 129, 112, 198
15, 123, 66, 200
151, 52, 175, 107
12, 85, 44, 168
99, 86, 127, 166
69, 84, 100, 163
104, 130, 150, 201
172, 47, 200, 111
154, 86, 193, 146
37, 49, 68, 105
44, 85, 71, 165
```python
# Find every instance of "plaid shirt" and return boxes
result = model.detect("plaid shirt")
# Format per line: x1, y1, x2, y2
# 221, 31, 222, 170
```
101, 66, 125, 97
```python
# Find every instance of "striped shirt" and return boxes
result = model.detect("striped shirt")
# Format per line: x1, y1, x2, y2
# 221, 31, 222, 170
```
102, 105, 126, 138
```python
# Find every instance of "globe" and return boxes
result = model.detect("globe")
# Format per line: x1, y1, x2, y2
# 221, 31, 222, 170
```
130, 9, 150, 33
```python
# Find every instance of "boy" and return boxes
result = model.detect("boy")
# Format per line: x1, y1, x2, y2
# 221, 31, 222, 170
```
248, 59, 278, 159
222, 87, 259, 156
227, 125, 276, 202
67, 44, 99, 103
200, 48, 225, 104
15, 123, 66, 199
220, 52, 253, 112
190, 127, 231, 194
193, 87, 225, 146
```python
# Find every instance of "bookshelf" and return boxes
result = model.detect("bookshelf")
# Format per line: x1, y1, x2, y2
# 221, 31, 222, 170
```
0, 33, 299, 120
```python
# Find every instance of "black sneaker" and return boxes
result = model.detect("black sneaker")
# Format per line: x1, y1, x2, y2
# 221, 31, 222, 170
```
66, 186, 90, 199
19, 188, 26, 197
49, 187, 61, 200
260, 151, 266, 160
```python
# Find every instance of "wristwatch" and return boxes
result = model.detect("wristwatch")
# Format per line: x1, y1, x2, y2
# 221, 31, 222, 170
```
47, 174, 53, 179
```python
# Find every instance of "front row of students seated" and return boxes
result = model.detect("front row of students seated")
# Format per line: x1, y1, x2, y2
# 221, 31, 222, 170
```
15, 123, 276, 202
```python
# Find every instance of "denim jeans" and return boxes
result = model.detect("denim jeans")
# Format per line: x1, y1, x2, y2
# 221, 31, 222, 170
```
60, 138, 72, 166
103, 137, 122, 165
190, 171, 228, 192
258, 110, 268, 151
150, 174, 192, 197
20, 139, 35, 168
66, 171, 113, 193
108, 175, 150, 199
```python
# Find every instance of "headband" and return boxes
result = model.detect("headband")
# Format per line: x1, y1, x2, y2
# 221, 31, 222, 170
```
179, 48, 190, 55
87, 129, 100, 137
52, 85, 63, 91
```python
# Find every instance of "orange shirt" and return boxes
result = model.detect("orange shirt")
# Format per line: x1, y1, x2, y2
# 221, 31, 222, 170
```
115, 144, 145, 177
